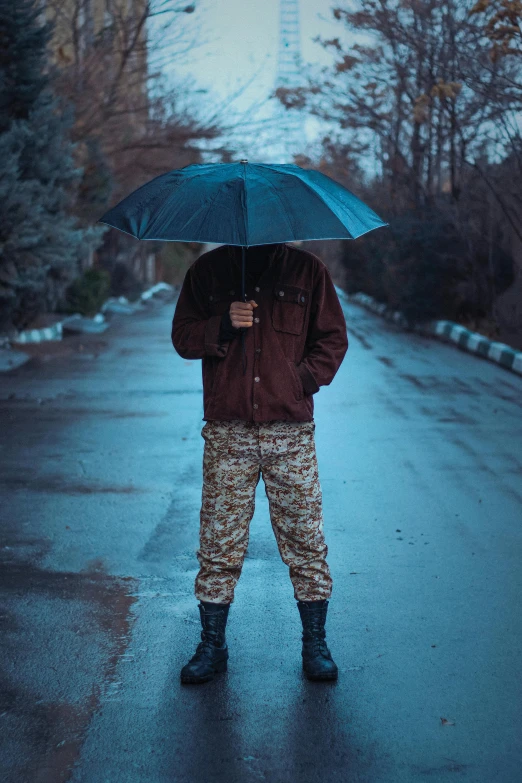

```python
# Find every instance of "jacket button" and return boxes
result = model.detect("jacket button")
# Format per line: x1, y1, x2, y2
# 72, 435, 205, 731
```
255, 286, 260, 292
253, 403, 258, 409
256, 348, 261, 353
209, 295, 213, 301
254, 376, 260, 382
279, 290, 284, 296
301, 296, 305, 302
229, 289, 235, 295
254, 317, 259, 323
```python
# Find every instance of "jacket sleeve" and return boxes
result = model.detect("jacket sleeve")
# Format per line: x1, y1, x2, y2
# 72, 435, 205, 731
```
172, 264, 232, 359
219, 309, 241, 343
296, 263, 349, 395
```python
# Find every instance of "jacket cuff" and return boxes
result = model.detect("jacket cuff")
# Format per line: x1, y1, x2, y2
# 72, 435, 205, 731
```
219, 310, 241, 342
205, 315, 230, 357
296, 360, 320, 395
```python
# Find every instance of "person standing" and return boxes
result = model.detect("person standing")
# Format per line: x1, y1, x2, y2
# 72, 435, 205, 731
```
171, 242, 348, 683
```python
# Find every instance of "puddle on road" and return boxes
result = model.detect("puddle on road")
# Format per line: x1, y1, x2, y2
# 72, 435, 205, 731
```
0, 405, 170, 418
1, 474, 147, 494
377, 356, 395, 367
398, 373, 429, 390
436, 406, 478, 425
347, 326, 373, 350
0, 558, 138, 783
398, 373, 481, 395
475, 377, 522, 408
0, 389, 202, 404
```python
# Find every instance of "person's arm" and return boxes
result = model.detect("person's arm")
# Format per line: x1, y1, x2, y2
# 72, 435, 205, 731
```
295, 263, 349, 395
172, 265, 233, 359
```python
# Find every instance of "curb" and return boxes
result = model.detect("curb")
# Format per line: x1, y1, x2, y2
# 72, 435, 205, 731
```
100, 297, 144, 315
0, 348, 33, 372
7, 283, 176, 346
140, 282, 174, 301
61, 314, 109, 334
13, 321, 63, 345
338, 289, 522, 378
0, 282, 177, 371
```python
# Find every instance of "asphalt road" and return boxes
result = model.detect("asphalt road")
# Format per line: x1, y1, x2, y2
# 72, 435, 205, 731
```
1, 292, 521, 783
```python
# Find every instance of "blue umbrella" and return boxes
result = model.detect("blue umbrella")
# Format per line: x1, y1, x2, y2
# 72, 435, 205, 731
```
98, 160, 388, 372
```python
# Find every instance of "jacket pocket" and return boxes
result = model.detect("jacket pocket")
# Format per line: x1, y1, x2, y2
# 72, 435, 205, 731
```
271, 283, 309, 335
286, 359, 304, 401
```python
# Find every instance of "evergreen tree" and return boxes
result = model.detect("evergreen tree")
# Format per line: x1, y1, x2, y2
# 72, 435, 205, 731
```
0, 0, 50, 133
0, 0, 106, 332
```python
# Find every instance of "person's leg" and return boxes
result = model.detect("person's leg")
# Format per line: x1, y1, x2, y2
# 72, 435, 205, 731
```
260, 420, 332, 602
195, 419, 260, 604
181, 420, 260, 684
260, 419, 337, 680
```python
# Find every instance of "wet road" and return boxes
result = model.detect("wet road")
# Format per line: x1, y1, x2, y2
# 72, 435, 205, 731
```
1, 292, 521, 782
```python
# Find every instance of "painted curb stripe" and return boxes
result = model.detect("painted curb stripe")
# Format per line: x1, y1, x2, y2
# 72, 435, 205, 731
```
14, 322, 63, 344
346, 292, 522, 378
488, 342, 516, 368
467, 333, 489, 354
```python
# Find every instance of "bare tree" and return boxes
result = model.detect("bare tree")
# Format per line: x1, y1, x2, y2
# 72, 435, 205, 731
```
43, 0, 220, 203
469, 0, 522, 61
274, 0, 522, 338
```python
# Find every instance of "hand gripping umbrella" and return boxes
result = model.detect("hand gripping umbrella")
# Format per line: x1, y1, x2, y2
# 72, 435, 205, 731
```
98, 159, 388, 373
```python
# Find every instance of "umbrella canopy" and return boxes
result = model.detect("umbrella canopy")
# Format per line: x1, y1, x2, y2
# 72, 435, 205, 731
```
98, 160, 388, 246
98, 160, 389, 376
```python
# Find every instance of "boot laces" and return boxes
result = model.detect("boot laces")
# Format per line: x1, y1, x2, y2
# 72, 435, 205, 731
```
305, 636, 330, 656
304, 613, 326, 638
198, 618, 225, 649
195, 638, 218, 655
191, 632, 224, 662
302, 609, 329, 655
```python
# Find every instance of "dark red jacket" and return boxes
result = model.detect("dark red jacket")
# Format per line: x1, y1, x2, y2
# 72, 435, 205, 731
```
171, 243, 348, 422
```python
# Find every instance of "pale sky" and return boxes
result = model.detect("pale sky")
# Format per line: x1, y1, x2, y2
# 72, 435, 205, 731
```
149, 0, 346, 162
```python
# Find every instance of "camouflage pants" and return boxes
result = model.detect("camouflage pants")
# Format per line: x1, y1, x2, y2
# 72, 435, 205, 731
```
195, 419, 333, 604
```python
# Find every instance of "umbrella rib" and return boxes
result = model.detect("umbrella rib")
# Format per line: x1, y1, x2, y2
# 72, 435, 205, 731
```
180, 178, 233, 235
260, 164, 370, 235
253, 169, 298, 239
152, 176, 233, 239
141, 172, 213, 236
260, 164, 358, 236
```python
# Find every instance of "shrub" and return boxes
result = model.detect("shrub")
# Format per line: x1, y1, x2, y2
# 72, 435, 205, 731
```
63, 267, 111, 316
109, 260, 143, 302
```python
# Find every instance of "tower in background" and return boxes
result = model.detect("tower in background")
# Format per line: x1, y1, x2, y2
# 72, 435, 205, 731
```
272, 0, 306, 162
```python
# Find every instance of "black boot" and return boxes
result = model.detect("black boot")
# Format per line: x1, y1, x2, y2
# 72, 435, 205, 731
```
297, 599, 338, 681
180, 601, 230, 684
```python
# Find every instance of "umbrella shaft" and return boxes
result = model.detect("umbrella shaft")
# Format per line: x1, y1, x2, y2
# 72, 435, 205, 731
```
241, 245, 246, 301
241, 245, 247, 375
